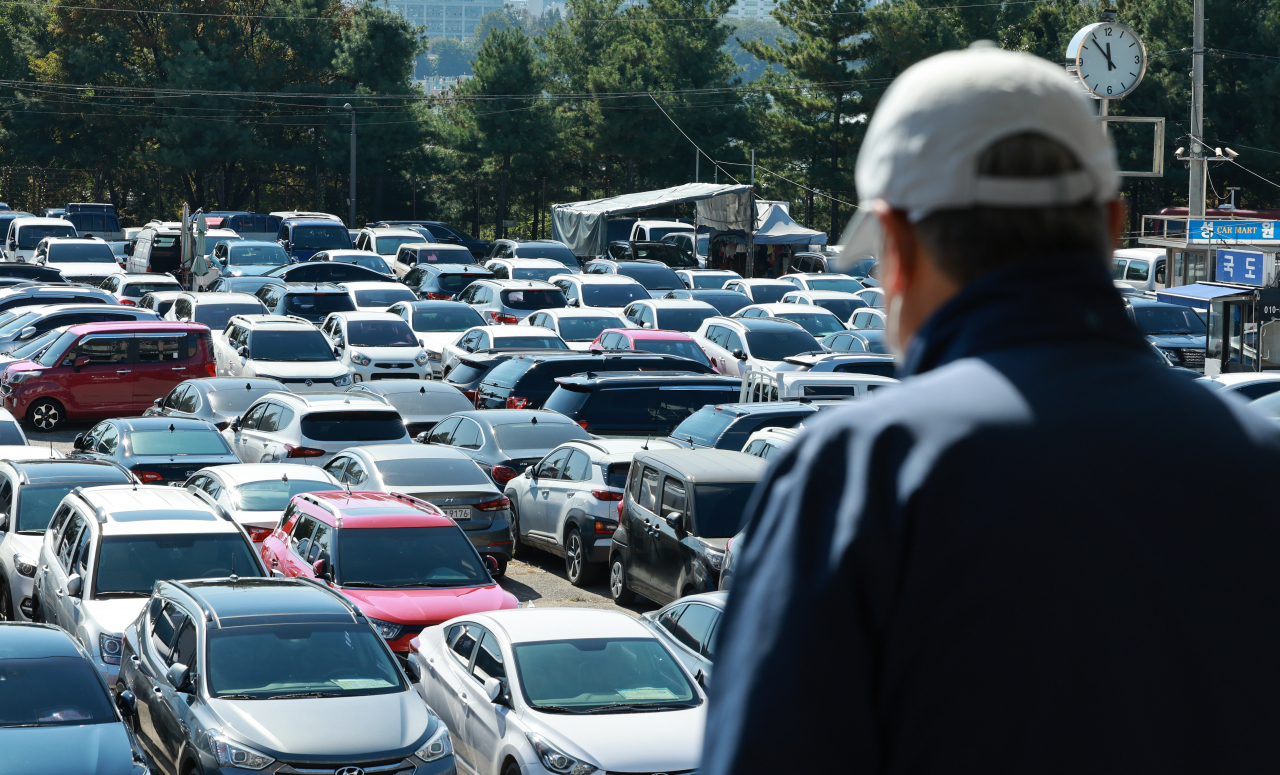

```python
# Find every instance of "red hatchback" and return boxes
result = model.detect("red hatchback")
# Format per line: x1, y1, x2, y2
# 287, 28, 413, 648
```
261, 490, 519, 655
1, 320, 216, 431
590, 327, 715, 369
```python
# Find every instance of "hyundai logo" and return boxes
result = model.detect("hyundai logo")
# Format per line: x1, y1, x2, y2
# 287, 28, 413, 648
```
442, 497, 454, 503
304, 379, 314, 387
335, 768, 365, 775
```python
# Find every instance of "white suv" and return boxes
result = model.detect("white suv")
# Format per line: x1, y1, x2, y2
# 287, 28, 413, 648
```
214, 314, 352, 391
222, 391, 411, 466
505, 437, 679, 586
550, 273, 650, 315
30, 484, 265, 682
340, 280, 418, 311
319, 311, 430, 382
691, 316, 822, 376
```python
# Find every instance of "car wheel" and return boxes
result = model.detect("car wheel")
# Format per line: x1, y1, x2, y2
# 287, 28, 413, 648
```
508, 498, 527, 560
0, 580, 12, 621
27, 398, 64, 432
609, 554, 637, 605
501, 759, 522, 775
565, 528, 602, 587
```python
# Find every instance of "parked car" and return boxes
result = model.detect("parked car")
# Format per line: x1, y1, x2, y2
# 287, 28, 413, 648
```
31, 237, 121, 286
740, 425, 800, 460
117, 576, 456, 775
261, 260, 396, 286
422, 409, 591, 485
1196, 372, 1280, 400
780, 289, 868, 322
848, 308, 888, 330
387, 300, 486, 376
0, 261, 66, 286
399, 262, 493, 301
692, 316, 824, 376
506, 437, 681, 585
182, 463, 342, 542
543, 372, 742, 436
0, 459, 133, 622
585, 257, 686, 297
779, 272, 865, 293
99, 272, 182, 307
224, 391, 411, 466
661, 230, 709, 264
6, 217, 77, 262
520, 307, 630, 350
475, 351, 715, 411
629, 219, 692, 242
444, 350, 574, 406
455, 278, 569, 324
123, 222, 183, 275
735, 302, 847, 339
32, 485, 264, 683
440, 324, 569, 375
320, 311, 430, 382
484, 238, 581, 272
676, 268, 740, 289
640, 590, 726, 678
0, 282, 116, 314
143, 376, 286, 429
347, 381, 473, 437
165, 291, 268, 329
204, 274, 281, 296
664, 287, 753, 316
70, 417, 239, 484
821, 332, 870, 354
622, 298, 720, 332
723, 278, 794, 303
551, 273, 650, 314
606, 240, 700, 268
321, 445, 515, 571
611, 448, 764, 605
850, 328, 891, 354
253, 281, 356, 324
667, 401, 823, 450
0, 622, 152, 774
787, 251, 839, 274
135, 290, 187, 317
0, 328, 67, 372
590, 328, 714, 368
785, 350, 896, 375
207, 239, 289, 280
391, 243, 478, 279
1127, 297, 1207, 371
309, 248, 393, 275
413, 608, 706, 775
214, 314, 352, 390
1113, 247, 1167, 292
353, 226, 430, 262
276, 218, 353, 262
342, 281, 419, 312
485, 257, 576, 283
2, 321, 216, 432
379, 219, 490, 259
0, 303, 159, 351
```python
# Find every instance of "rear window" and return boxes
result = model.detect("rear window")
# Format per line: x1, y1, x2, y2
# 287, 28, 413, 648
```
47, 243, 116, 263
747, 284, 791, 304
285, 293, 356, 316
193, 303, 264, 330
697, 293, 750, 316
492, 421, 589, 451
434, 274, 485, 294
654, 308, 717, 332
291, 225, 350, 250
128, 429, 232, 456
557, 316, 620, 343
300, 411, 409, 442
510, 266, 565, 283
574, 386, 740, 433
445, 362, 492, 386
670, 406, 737, 446
746, 329, 823, 361
514, 245, 579, 268
689, 274, 733, 289
582, 284, 649, 307
629, 339, 712, 367
832, 362, 897, 377
416, 248, 474, 265
501, 289, 568, 311
374, 457, 490, 486
494, 335, 568, 350
481, 358, 532, 389
121, 281, 181, 298
603, 461, 630, 489
411, 307, 485, 332
615, 263, 681, 290
806, 277, 864, 293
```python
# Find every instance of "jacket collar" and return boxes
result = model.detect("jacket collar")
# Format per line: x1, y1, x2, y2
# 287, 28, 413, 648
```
900, 252, 1151, 378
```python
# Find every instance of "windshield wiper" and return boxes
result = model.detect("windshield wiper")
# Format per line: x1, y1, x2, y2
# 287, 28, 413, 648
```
267, 692, 342, 700
387, 581, 466, 588
216, 694, 262, 700
94, 591, 150, 598
530, 705, 589, 714
580, 702, 699, 714
340, 581, 389, 588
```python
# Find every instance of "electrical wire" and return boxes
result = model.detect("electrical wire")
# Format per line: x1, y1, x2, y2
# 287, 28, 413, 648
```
645, 93, 740, 184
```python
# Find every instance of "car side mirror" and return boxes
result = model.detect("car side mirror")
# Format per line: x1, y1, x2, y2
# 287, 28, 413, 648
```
567, 299, 579, 307
16, 326, 36, 341
74, 355, 91, 371
446, 236, 461, 244
732, 349, 747, 361
116, 689, 137, 717
664, 511, 685, 533
485, 555, 499, 575
123, 243, 134, 256
525, 467, 534, 479
414, 431, 430, 444
0, 512, 7, 532
311, 557, 327, 576
229, 417, 241, 432
152, 397, 163, 407
405, 653, 422, 683
696, 668, 711, 690
332, 347, 341, 357
166, 662, 192, 692
236, 345, 249, 358
65, 573, 83, 598
73, 433, 86, 451
484, 676, 508, 705
589, 347, 603, 355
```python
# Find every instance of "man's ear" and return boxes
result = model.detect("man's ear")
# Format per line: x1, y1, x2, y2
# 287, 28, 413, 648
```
876, 203, 919, 298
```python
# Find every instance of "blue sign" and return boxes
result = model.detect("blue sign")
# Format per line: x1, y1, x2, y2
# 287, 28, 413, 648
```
1189, 220, 1280, 244
1216, 249, 1264, 287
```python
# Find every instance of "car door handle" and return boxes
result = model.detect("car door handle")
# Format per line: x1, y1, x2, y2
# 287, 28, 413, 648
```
153, 686, 163, 695
130, 655, 140, 664
116, 369, 131, 374
54, 587, 62, 597
171, 366, 186, 371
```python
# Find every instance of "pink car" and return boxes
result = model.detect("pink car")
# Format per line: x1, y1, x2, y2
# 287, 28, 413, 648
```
589, 327, 716, 370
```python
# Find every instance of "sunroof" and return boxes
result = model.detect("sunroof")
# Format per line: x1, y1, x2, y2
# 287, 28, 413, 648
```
109, 510, 218, 523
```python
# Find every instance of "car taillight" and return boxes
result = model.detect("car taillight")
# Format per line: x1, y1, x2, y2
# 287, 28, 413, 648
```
133, 469, 163, 482
595, 519, 617, 534
285, 444, 326, 458
577, 420, 589, 430
476, 496, 511, 511
491, 466, 517, 483
463, 389, 478, 406
424, 292, 452, 300
506, 396, 530, 409
246, 526, 273, 542
204, 362, 216, 377
726, 536, 735, 552
489, 311, 518, 324
119, 298, 136, 306
617, 500, 625, 518
591, 490, 622, 501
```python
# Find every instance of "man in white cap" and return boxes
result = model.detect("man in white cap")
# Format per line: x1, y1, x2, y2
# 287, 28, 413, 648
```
702, 45, 1280, 773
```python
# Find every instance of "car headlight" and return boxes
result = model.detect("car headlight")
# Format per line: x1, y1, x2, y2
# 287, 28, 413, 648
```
230, 270, 243, 277
526, 733, 598, 775
350, 350, 372, 366
415, 723, 453, 762
13, 553, 36, 577
7, 369, 41, 385
705, 548, 724, 571
208, 736, 274, 771
333, 373, 352, 386
414, 351, 429, 366
367, 617, 404, 640
99, 633, 123, 666
427, 351, 442, 361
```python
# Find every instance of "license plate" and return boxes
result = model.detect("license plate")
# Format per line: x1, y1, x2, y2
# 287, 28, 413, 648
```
444, 508, 471, 521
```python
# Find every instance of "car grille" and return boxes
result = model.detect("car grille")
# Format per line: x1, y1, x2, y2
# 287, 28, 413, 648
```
64, 275, 108, 285
371, 373, 421, 380
276, 758, 416, 775
374, 362, 415, 369
1177, 349, 1206, 368
274, 376, 340, 385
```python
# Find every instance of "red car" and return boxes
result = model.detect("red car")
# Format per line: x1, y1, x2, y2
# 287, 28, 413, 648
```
1, 320, 216, 431
260, 490, 519, 655
589, 327, 716, 369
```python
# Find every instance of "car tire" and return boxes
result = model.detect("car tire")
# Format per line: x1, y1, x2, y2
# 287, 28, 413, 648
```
27, 398, 65, 432
565, 528, 602, 587
27, 585, 42, 623
501, 759, 521, 775
609, 554, 637, 605
508, 498, 528, 560
490, 556, 508, 577
0, 580, 12, 621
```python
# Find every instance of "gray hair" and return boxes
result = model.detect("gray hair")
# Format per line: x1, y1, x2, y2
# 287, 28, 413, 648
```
911, 132, 1110, 285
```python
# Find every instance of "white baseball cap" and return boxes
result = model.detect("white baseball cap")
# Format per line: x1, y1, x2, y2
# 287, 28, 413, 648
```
839, 44, 1119, 264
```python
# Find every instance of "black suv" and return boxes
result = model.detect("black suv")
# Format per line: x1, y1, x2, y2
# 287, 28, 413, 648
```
254, 281, 356, 324
444, 349, 570, 405
543, 372, 741, 436
667, 401, 833, 450
475, 352, 717, 411
605, 241, 699, 268
484, 239, 581, 272
584, 258, 684, 297
610, 448, 765, 605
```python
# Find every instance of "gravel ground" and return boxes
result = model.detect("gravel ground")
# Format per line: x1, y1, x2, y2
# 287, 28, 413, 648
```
24, 418, 93, 456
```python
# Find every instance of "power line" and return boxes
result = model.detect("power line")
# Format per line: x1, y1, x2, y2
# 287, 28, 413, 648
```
645, 92, 740, 184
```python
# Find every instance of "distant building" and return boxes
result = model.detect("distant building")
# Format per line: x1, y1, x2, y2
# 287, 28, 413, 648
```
726, 0, 780, 18
385, 0, 508, 39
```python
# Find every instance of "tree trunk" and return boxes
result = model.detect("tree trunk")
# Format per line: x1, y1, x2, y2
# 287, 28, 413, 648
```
627, 156, 635, 193
496, 169, 509, 239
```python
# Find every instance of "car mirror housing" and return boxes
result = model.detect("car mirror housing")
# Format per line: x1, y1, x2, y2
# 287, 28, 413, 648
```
732, 349, 747, 360
65, 573, 83, 598
0, 512, 8, 532
525, 468, 535, 480
665, 511, 685, 533
484, 676, 507, 705
405, 653, 423, 683
74, 355, 91, 371
311, 558, 327, 576
166, 662, 192, 692
153, 397, 164, 407
229, 417, 241, 432
484, 555, 500, 575
116, 689, 137, 717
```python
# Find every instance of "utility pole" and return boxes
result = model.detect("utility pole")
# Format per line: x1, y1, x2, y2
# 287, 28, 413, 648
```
750, 150, 755, 189
344, 103, 357, 227
695, 150, 699, 184
1188, 0, 1206, 218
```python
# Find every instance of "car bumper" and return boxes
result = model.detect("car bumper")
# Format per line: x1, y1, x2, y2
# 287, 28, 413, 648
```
207, 755, 456, 775
462, 519, 512, 560
5, 568, 34, 621
350, 364, 430, 382
587, 536, 613, 563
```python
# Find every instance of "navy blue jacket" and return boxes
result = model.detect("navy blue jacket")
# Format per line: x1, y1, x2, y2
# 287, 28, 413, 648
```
703, 254, 1280, 774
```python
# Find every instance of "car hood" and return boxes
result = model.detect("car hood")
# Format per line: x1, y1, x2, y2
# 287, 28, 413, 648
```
341, 582, 516, 625
83, 598, 149, 634
50, 263, 118, 276
225, 264, 283, 277
6, 531, 43, 558
211, 691, 430, 756
524, 705, 705, 772
0, 723, 137, 775
1145, 333, 1206, 348
414, 332, 463, 353
346, 345, 423, 359
248, 360, 347, 378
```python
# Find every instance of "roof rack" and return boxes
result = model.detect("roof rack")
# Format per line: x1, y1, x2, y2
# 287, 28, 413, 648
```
294, 576, 364, 621
162, 580, 220, 627
388, 492, 438, 512
282, 315, 316, 326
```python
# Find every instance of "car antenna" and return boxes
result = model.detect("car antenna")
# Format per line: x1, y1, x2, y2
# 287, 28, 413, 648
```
230, 551, 238, 584
281, 472, 289, 484
420, 385, 425, 394
642, 435, 650, 450
530, 415, 537, 424
246, 382, 252, 391
168, 423, 176, 433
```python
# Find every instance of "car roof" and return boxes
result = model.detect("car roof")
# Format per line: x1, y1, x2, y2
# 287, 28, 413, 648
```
16, 217, 72, 226
476, 608, 653, 643
267, 392, 390, 409
1127, 297, 1186, 309
477, 279, 559, 290
65, 321, 207, 336
535, 307, 624, 319
286, 218, 347, 226
422, 263, 490, 275
305, 490, 452, 528
206, 463, 337, 486
637, 299, 717, 310
491, 325, 559, 338
76, 485, 239, 534
322, 249, 383, 258
454, 408, 579, 425
229, 314, 312, 328
282, 282, 348, 292
190, 292, 262, 304
611, 328, 696, 341
784, 290, 863, 300
558, 274, 641, 285
341, 283, 405, 293
175, 578, 356, 622
735, 279, 793, 287
565, 437, 683, 458
364, 227, 421, 236
0, 622, 85, 657
117, 272, 180, 281
492, 258, 566, 268
227, 241, 281, 248
1196, 373, 1280, 387
633, 219, 688, 228
43, 237, 105, 245
349, 381, 463, 397
747, 303, 842, 316
634, 448, 768, 482
556, 372, 738, 388
107, 417, 218, 432
330, 311, 401, 322
686, 289, 748, 296
721, 316, 806, 332
349, 444, 473, 462
7, 459, 130, 484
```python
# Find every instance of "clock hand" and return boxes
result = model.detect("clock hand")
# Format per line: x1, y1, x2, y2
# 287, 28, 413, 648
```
1091, 38, 1116, 71
1105, 41, 1116, 70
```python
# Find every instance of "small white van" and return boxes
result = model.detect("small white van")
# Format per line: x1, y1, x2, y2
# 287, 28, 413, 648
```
1113, 248, 1166, 292
5, 217, 77, 262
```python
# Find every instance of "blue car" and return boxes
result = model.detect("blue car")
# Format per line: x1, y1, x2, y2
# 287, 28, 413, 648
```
278, 219, 353, 263
70, 417, 240, 484
211, 240, 291, 277
0, 622, 151, 775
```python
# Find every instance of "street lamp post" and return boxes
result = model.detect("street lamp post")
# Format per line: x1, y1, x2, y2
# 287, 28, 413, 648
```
344, 103, 356, 227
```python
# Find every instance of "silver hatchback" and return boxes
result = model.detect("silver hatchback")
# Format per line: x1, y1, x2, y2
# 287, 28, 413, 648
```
453, 278, 569, 324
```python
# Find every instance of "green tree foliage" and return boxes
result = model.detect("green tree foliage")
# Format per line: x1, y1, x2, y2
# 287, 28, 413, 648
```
725, 19, 796, 82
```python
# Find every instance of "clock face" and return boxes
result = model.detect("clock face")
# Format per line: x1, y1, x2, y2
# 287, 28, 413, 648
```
1075, 22, 1146, 99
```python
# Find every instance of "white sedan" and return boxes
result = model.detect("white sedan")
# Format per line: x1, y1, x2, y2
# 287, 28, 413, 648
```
412, 608, 705, 775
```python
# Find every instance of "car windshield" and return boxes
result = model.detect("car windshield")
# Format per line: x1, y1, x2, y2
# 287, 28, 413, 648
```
746, 284, 791, 304
354, 288, 417, 309
338, 525, 487, 587
501, 289, 568, 311
284, 293, 356, 318
632, 244, 697, 268
36, 330, 79, 367
292, 226, 351, 250
18, 225, 76, 249
671, 407, 736, 446
655, 308, 716, 332
693, 482, 754, 537
629, 339, 712, 366
3, 328, 62, 358
688, 274, 733, 290
0, 423, 21, 444
121, 282, 180, 298
493, 421, 589, 451
336, 254, 392, 274
695, 293, 750, 316
434, 273, 486, 294
806, 277, 864, 293
557, 316, 621, 342
509, 266, 565, 283
228, 245, 288, 266
94, 534, 261, 596
375, 236, 421, 256
811, 298, 865, 320
232, 479, 344, 511
346, 319, 417, 347
374, 457, 490, 486
0, 656, 116, 728
0, 311, 41, 336
300, 411, 408, 442
1133, 306, 1208, 335
16, 480, 126, 533
494, 335, 569, 350
777, 312, 845, 336
47, 243, 116, 263
616, 263, 682, 290
514, 245, 579, 268
582, 284, 649, 307
746, 329, 824, 361
250, 330, 336, 362
128, 430, 232, 455
512, 638, 697, 712
207, 622, 404, 699
415, 248, 474, 265
194, 303, 265, 330
411, 307, 486, 332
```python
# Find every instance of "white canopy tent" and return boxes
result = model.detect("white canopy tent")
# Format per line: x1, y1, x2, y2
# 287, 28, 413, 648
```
754, 203, 827, 246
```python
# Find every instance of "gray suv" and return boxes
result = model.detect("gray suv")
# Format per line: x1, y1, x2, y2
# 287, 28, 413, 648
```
116, 577, 455, 775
